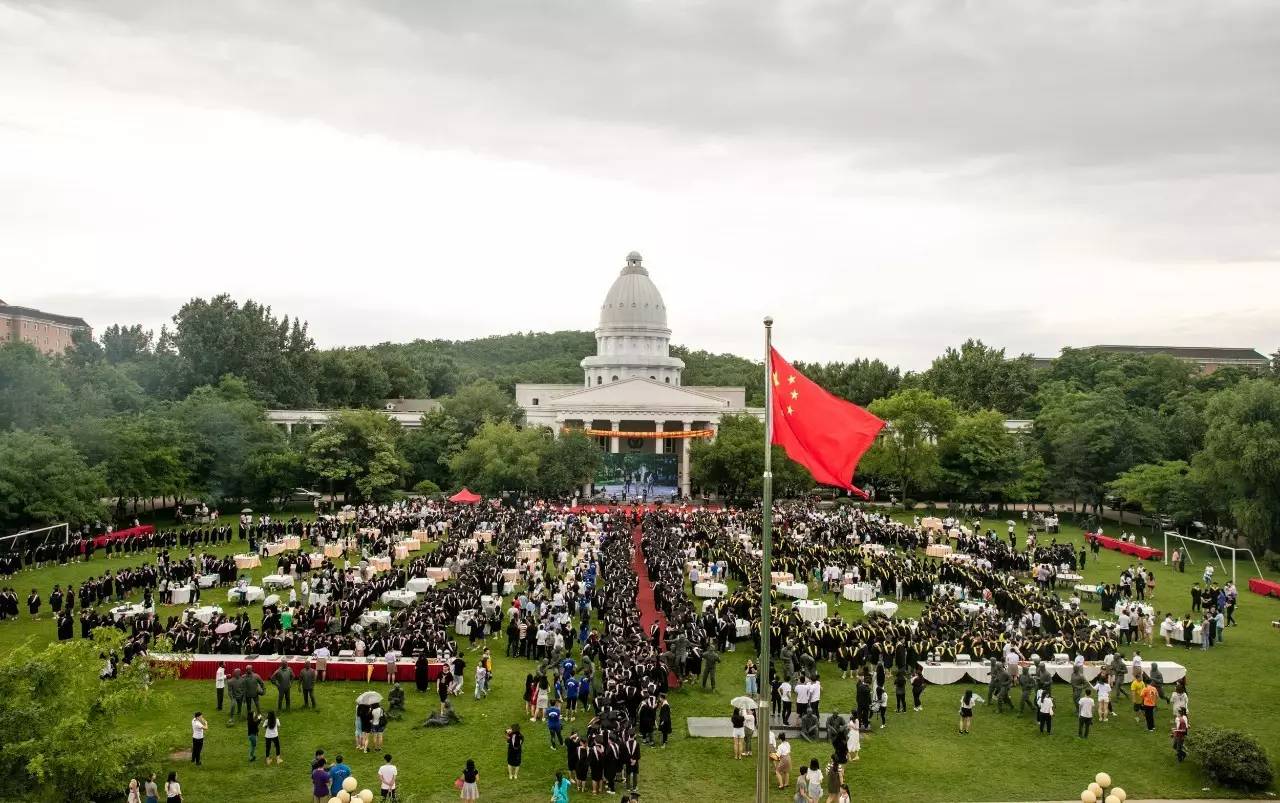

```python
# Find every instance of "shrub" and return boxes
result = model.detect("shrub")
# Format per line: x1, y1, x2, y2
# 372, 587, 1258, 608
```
1186, 726, 1274, 791
413, 480, 442, 495
901, 498, 916, 511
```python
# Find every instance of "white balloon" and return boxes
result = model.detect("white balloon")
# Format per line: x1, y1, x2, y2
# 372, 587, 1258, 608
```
338, 791, 351, 803
1088, 783, 1102, 797
344, 776, 359, 792
359, 790, 374, 803
1096, 772, 1112, 788
1113, 788, 1126, 802
1105, 795, 1120, 803
1081, 790, 1097, 803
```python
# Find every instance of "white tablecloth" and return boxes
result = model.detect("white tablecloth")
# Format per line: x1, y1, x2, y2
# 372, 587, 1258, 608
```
309, 553, 324, 568
1165, 622, 1204, 644
935, 583, 965, 600
359, 610, 391, 629
381, 589, 418, 608
369, 556, 392, 573
918, 661, 991, 684
234, 554, 261, 570
262, 574, 294, 589
228, 586, 264, 605
770, 571, 794, 586
400, 538, 421, 552
406, 577, 437, 593
455, 609, 477, 635
425, 567, 451, 582
925, 544, 953, 558
394, 545, 410, 560
110, 603, 150, 622
198, 573, 220, 588
1074, 583, 1101, 598
919, 659, 1185, 685
860, 543, 887, 555
263, 541, 286, 557
170, 586, 192, 604
694, 581, 728, 598
1056, 573, 1084, 587
736, 619, 751, 638
959, 600, 992, 616
862, 600, 899, 617
842, 583, 876, 603
777, 582, 808, 599
795, 600, 829, 623
324, 543, 345, 558
307, 592, 330, 606
187, 605, 223, 624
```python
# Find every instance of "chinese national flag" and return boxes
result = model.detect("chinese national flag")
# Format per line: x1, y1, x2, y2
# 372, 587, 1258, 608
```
769, 347, 885, 497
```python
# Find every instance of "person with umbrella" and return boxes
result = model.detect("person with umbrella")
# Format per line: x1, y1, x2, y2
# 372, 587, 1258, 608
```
356, 691, 382, 754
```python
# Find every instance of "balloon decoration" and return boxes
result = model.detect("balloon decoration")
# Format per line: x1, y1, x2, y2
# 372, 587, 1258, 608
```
343, 777, 359, 792
359, 790, 374, 803
1105, 795, 1120, 803
338, 791, 351, 803
1095, 772, 1112, 788
1088, 782, 1102, 797
1080, 790, 1097, 803
1113, 789, 1126, 802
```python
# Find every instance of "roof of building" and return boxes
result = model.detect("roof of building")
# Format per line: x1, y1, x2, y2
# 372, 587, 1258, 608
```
0, 302, 90, 328
1088, 345, 1269, 362
382, 398, 442, 413
599, 252, 669, 331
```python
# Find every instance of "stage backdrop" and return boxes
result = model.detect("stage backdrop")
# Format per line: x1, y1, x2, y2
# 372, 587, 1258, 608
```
595, 453, 678, 500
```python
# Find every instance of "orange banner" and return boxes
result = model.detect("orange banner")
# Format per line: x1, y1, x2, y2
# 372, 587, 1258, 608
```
567, 428, 714, 439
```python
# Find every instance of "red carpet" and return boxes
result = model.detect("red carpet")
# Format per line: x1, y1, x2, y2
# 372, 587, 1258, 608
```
631, 524, 679, 687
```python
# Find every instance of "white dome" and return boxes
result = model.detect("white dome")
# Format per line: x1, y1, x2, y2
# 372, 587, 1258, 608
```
599, 252, 668, 331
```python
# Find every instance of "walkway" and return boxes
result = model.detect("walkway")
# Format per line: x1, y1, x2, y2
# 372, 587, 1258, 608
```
630, 523, 678, 686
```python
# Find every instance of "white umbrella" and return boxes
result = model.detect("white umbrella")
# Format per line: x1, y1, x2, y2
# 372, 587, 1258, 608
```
264, 593, 281, 607
215, 622, 236, 634
241, 508, 253, 514
730, 695, 758, 710
356, 690, 383, 705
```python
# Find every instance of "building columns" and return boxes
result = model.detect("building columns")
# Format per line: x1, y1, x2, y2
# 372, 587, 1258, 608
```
654, 421, 664, 454
680, 420, 692, 499
284, 420, 293, 435
610, 420, 621, 454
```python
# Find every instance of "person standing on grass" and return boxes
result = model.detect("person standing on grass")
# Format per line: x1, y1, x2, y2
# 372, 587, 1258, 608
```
190, 711, 208, 766
911, 668, 926, 711
731, 707, 746, 759
1171, 708, 1189, 762
300, 660, 317, 709
310, 758, 330, 803
506, 723, 524, 780
773, 733, 792, 789
459, 758, 480, 800
1093, 677, 1111, 723
1141, 681, 1158, 732
657, 694, 672, 747
247, 708, 261, 761
958, 689, 983, 734
328, 755, 351, 797
143, 772, 159, 803
1130, 674, 1146, 724
263, 710, 282, 765
1077, 688, 1094, 738
215, 662, 226, 712
378, 754, 398, 800
164, 771, 183, 803
551, 771, 572, 803
1037, 689, 1054, 735
547, 700, 563, 748
894, 667, 907, 713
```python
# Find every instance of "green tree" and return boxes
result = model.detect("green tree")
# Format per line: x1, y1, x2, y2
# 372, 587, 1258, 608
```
242, 439, 306, 509
538, 429, 604, 496
690, 414, 814, 500
400, 411, 464, 489
0, 431, 105, 531
793, 358, 901, 407
168, 377, 282, 504
305, 409, 408, 501
0, 341, 70, 431
1108, 460, 1199, 528
938, 409, 1040, 506
99, 323, 153, 364
1034, 387, 1165, 514
1193, 379, 1280, 552
913, 339, 1037, 415
70, 412, 188, 518
1047, 348, 1196, 411
441, 380, 523, 441
170, 294, 317, 407
448, 420, 547, 494
861, 389, 958, 501
0, 630, 171, 802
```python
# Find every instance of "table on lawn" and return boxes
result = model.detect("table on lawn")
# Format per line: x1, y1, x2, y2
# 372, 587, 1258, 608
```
234, 554, 261, 570
262, 574, 294, 589
862, 600, 899, 617
842, 583, 876, 603
228, 586, 264, 605
455, 609, 477, 635
369, 556, 393, 573
169, 585, 192, 604
359, 610, 392, 629
859, 543, 887, 556
935, 583, 965, 600
1074, 583, 1101, 600
381, 589, 418, 608
425, 566, 452, 582
406, 576, 438, 593
185, 605, 223, 624
152, 652, 441, 682
795, 599, 829, 623
959, 600, 992, 616
198, 573, 220, 588
110, 603, 150, 622
770, 571, 794, 586
1056, 572, 1084, 588
925, 544, 953, 558
695, 581, 728, 598
1092, 534, 1163, 560
777, 582, 809, 599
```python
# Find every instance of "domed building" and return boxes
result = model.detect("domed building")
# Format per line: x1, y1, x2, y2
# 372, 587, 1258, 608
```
517, 251, 758, 499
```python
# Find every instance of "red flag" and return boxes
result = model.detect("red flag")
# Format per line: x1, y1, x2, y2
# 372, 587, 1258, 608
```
769, 347, 885, 496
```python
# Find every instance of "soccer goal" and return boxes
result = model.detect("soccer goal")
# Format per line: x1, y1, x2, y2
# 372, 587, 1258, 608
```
0, 522, 70, 556
1162, 530, 1263, 586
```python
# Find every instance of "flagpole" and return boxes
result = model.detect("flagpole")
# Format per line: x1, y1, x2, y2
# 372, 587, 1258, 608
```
755, 316, 774, 803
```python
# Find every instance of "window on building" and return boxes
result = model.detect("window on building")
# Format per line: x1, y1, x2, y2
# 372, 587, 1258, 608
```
531, 398, 539, 406
596, 376, 602, 385
649, 375, 656, 380
611, 375, 619, 382
664, 377, 670, 383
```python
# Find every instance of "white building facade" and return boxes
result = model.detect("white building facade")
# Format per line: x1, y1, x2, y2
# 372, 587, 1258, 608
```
516, 252, 760, 498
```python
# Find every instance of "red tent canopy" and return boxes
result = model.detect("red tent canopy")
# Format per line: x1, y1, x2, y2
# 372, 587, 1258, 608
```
449, 488, 482, 504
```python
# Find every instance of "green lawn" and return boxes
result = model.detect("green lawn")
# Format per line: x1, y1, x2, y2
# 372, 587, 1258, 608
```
1, 511, 1277, 802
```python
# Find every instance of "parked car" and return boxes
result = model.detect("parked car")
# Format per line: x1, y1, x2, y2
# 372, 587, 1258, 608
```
288, 488, 322, 502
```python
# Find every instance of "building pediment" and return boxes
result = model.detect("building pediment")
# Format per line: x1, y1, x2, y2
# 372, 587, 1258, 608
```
544, 377, 734, 410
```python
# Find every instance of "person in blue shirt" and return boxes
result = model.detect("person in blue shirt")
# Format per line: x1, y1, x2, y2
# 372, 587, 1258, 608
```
547, 702, 563, 748
578, 675, 592, 715
565, 676, 580, 721
561, 657, 577, 683
551, 770, 572, 803
328, 754, 352, 797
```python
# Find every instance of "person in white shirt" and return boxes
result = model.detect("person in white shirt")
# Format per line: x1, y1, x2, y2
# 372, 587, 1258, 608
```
1077, 689, 1095, 738
778, 680, 793, 724
190, 712, 208, 766
215, 664, 226, 712
1093, 679, 1111, 722
794, 680, 811, 722
378, 754, 398, 796
772, 733, 792, 789
1037, 691, 1055, 734
808, 678, 822, 717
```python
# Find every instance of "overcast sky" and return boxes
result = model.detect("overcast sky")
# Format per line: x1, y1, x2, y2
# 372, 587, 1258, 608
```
2, 1, 1277, 369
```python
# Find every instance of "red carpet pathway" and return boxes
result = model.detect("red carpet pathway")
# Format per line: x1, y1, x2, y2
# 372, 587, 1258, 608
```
630, 524, 679, 687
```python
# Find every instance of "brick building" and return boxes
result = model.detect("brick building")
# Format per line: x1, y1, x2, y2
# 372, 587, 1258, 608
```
0, 298, 92, 355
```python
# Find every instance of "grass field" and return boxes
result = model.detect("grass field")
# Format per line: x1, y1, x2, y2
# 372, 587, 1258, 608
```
2, 510, 1277, 802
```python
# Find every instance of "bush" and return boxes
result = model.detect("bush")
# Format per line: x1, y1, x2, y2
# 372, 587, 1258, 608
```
1186, 727, 1275, 791
413, 480, 442, 495
900, 498, 916, 511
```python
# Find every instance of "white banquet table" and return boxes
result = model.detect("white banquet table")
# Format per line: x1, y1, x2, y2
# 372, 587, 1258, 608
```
1074, 583, 1101, 600
925, 544, 953, 558
736, 619, 751, 638
770, 571, 794, 586
406, 577, 437, 593
455, 610, 477, 635
262, 574, 294, 589
227, 586, 264, 605
308, 553, 324, 569
110, 603, 150, 622
186, 605, 223, 624
777, 582, 808, 599
369, 556, 392, 573
169, 586, 192, 605
918, 662, 991, 685
359, 610, 391, 629
323, 543, 344, 558
694, 581, 728, 599
1056, 573, 1084, 587
198, 573, 220, 588
959, 600, 992, 616
795, 599, 829, 623
234, 554, 261, 570
935, 583, 965, 600
841, 583, 876, 603
859, 543, 887, 556
862, 599, 899, 617
381, 589, 417, 608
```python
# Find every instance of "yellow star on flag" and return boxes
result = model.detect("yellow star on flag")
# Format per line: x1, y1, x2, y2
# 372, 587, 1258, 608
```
787, 375, 796, 384
790, 389, 798, 400
772, 371, 779, 386
786, 405, 794, 415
